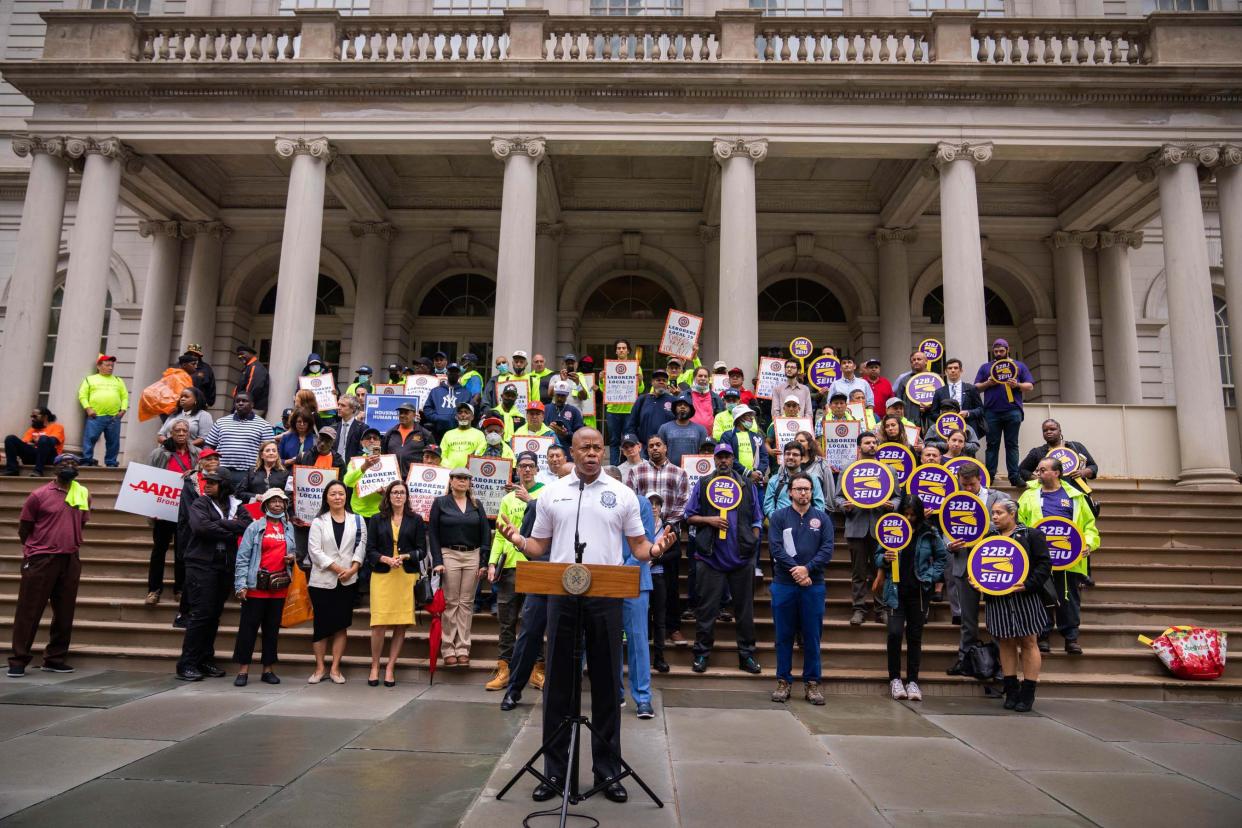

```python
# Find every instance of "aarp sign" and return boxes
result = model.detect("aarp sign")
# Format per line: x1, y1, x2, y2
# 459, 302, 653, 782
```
115, 462, 185, 522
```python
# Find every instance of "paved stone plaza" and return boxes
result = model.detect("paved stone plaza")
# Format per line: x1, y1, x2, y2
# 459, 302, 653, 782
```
0, 668, 1239, 826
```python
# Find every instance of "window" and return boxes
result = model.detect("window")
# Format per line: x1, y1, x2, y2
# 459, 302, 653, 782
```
1142, 0, 1210, 10
758, 278, 847, 323
258, 275, 345, 316
40, 287, 113, 408
418, 273, 496, 317
258, 339, 341, 372
583, 275, 675, 320
909, 0, 1005, 17
279, 0, 372, 14
431, 0, 525, 14
922, 286, 1014, 327
591, 0, 685, 15
90, 0, 152, 12
749, 0, 845, 15
1217, 296, 1235, 408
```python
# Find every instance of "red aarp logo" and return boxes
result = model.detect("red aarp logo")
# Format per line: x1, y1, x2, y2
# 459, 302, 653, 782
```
129, 480, 181, 501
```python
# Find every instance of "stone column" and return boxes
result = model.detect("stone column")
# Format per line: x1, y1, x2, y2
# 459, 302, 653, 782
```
934, 142, 992, 368
1048, 230, 1098, 403
48, 137, 128, 452
178, 221, 231, 365
491, 137, 544, 359
349, 220, 394, 376
1142, 144, 1236, 486
268, 136, 333, 408
0, 136, 69, 431
699, 224, 721, 361
1214, 145, 1242, 471
1097, 230, 1144, 404
128, 220, 184, 450
533, 222, 564, 362
874, 227, 916, 370
714, 138, 767, 373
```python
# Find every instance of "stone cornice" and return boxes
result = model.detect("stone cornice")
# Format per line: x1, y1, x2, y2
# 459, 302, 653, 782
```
933, 141, 993, 169
873, 226, 918, 246
1098, 230, 1144, 249
12, 134, 68, 159
491, 137, 546, 162
349, 220, 396, 240
1047, 230, 1099, 249
713, 138, 768, 164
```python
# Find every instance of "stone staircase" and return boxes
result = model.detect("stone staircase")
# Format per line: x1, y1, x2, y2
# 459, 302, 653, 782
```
1, 468, 1239, 700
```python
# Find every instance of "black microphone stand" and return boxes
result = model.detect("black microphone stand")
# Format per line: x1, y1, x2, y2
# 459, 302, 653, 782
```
498, 478, 663, 827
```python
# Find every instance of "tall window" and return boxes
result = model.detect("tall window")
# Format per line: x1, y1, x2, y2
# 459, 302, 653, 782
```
909, 0, 1005, 16
90, 0, 152, 11
758, 278, 847, 323
749, 0, 845, 15
418, 273, 496, 317
922, 286, 1014, 326
1142, 0, 1210, 10
432, 0, 525, 14
279, 0, 372, 14
1217, 295, 1235, 408
592, 0, 685, 15
40, 287, 113, 408
583, 275, 675, 319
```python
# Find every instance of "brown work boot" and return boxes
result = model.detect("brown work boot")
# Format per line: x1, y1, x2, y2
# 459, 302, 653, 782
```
804, 681, 825, 706
771, 679, 791, 703
530, 660, 546, 690
485, 659, 510, 691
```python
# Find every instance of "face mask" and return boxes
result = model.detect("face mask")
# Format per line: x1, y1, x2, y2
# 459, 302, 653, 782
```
57, 467, 78, 482
485, 432, 502, 446
309, 363, 322, 373
265, 507, 284, 519
693, 383, 708, 393
496, 363, 510, 375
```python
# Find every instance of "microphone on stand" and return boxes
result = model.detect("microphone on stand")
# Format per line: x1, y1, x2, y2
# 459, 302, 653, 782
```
572, 478, 586, 565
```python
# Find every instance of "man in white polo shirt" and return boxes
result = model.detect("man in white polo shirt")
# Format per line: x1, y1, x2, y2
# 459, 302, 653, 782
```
497, 427, 674, 805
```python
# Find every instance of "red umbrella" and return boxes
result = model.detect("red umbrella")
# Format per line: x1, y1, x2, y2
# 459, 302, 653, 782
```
425, 587, 446, 685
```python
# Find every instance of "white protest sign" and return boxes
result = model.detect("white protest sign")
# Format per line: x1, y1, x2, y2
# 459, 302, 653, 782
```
373, 383, 404, 397
905, 424, 922, 446
658, 309, 703, 360
298, 373, 337, 410
603, 360, 639, 405
349, 453, 401, 498
711, 374, 731, 395
847, 401, 867, 421
681, 454, 715, 493
292, 465, 339, 524
467, 455, 513, 520
511, 434, 555, 473
114, 462, 185, 522
406, 463, 450, 520
823, 419, 862, 471
755, 358, 786, 401
579, 373, 597, 418
774, 417, 814, 452
495, 377, 529, 415
404, 374, 442, 410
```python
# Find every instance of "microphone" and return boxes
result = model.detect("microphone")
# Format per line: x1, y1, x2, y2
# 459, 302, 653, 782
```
573, 478, 587, 565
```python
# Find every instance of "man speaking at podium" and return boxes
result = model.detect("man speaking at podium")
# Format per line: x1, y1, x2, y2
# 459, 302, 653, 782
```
497, 427, 675, 804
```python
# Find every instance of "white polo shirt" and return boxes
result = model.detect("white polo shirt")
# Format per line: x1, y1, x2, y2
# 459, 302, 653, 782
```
531, 472, 645, 565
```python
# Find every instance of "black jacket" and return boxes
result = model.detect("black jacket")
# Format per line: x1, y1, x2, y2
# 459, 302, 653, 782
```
365, 512, 427, 573
238, 466, 290, 501
236, 359, 271, 413
428, 495, 491, 568
931, 382, 984, 433
185, 494, 252, 568
192, 361, 216, 408
382, 423, 434, 475
330, 416, 366, 464
1016, 441, 1098, 489
1013, 525, 1053, 595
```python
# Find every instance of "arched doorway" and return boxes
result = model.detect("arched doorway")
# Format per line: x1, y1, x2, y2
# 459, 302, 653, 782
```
579, 273, 675, 372
412, 271, 495, 368
251, 274, 346, 372
757, 276, 850, 355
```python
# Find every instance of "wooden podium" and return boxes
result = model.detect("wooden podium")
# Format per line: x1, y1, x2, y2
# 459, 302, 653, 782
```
515, 560, 640, 599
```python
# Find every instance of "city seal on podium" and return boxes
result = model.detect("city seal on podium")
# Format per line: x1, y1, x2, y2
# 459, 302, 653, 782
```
562, 563, 592, 596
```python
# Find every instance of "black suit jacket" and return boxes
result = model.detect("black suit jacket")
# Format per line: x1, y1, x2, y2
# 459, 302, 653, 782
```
932, 382, 984, 432
330, 416, 366, 464
365, 512, 427, 573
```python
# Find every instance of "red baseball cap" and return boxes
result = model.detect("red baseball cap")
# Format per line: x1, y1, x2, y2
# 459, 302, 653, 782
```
199, 448, 219, 459
481, 417, 504, 430
526, 401, 545, 412
97, 354, 116, 364
728, 367, 744, 376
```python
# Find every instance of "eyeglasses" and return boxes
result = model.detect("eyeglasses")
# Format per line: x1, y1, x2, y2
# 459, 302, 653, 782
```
790, 487, 813, 493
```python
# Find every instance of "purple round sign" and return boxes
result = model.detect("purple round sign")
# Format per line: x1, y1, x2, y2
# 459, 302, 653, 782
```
706, 476, 743, 511
904, 372, 944, 408
840, 459, 895, 509
939, 491, 989, 547
807, 356, 843, 391
875, 443, 915, 486
906, 463, 957, 513
877, 513, 912, 551
967, 536, 1030, 596
1035, 516, 1087, 571
934, 412, 965, 441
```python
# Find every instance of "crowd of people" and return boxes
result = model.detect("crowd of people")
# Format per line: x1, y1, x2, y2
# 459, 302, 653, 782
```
5, 335, 1102, 722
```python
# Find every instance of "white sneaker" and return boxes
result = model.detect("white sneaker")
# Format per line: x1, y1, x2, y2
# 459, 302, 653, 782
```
905, 681, 923, 701
889, 678, 907, 700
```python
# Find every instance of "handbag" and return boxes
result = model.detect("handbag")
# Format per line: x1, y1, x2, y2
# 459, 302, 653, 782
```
414, 550, 435, 608
256, 568, 292, 591
965, 641, 1003, 680
280, 565, 313, 627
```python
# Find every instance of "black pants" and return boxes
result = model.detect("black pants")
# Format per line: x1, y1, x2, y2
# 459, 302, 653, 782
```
177, 560, 230, 673
507, 594, 547, 698
692, 560, 755, 660
847, 537, 877, 613
650, 571, 667, 662
233, 595, 285, 666
4, 435, 58, 474
148, 520, 183, 594
661, 553, 681, 630
887, 583, 929, 682
543, 596, 623, 786
495, 567, 524, 663
1042, 570, 1082, 642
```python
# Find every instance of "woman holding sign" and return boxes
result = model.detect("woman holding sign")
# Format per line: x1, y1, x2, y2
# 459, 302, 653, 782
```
983, 499, 1052, 713
874, 499, 948, 702
365, 481, 426, 687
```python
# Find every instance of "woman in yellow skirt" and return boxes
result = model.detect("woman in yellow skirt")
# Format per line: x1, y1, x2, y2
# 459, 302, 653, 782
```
365, 480, 427, 687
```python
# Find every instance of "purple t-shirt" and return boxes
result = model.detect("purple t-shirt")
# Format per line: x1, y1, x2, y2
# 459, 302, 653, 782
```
1040, 488, 1074, 521
973, 360, 1035, 412
20, 481, 89, 557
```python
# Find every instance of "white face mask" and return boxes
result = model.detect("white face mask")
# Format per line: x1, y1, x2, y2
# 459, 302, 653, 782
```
485, 432, 502, 446
693, 382, 708, 393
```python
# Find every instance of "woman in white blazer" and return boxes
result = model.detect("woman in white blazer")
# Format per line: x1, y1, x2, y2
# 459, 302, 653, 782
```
307, 479, 367, 684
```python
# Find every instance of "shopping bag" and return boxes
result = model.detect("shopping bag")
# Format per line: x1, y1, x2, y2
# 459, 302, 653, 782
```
1138, 626, 1227, 680
281, 565, 314, 628
138, 367, 193, 422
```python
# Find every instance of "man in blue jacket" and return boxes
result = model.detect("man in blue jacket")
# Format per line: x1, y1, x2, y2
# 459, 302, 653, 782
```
421, 363, 469, 439
625, 368, 677, 448
768, 472, 834, 705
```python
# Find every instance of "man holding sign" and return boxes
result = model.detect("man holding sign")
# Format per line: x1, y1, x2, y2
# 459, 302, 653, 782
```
684, 443, 764, 675
973, 339, 1034, 488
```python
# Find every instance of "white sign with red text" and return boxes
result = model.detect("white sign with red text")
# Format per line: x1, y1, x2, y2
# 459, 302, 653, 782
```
114, 463, 185, 522
658, 310, 703, 360
603, 360, 639, 405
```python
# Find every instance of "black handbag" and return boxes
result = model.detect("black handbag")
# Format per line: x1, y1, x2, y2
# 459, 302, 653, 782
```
413, 551, 435, 608
965, 641, 1003, 681
256, 568, 292, 591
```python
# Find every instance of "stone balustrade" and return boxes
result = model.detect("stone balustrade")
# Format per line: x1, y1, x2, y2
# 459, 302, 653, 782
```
35, 9, 1242, 67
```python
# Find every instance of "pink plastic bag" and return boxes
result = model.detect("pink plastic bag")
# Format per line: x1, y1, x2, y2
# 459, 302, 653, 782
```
1138, 626, 1228, 680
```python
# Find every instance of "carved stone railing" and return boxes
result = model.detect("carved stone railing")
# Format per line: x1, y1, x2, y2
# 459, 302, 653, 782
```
33, 9, 1242, 67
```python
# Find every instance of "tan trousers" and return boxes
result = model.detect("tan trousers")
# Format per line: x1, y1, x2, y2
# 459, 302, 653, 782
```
442, 548, 481, 658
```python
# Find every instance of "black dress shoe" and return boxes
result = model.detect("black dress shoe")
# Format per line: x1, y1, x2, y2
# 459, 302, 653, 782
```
532, 778, 561, 802
692, 655, 709, 673
234, 673, 248, 687
653, 659, 670, 674
368, 678, 380, 687
1037, 639, 1051, 654
260, 672, 280, 685
946, 659, 965, 676
603, 782, 628, 803
500, 692, 520, 711
176, 668, 204, 682
199, 663, 226, 678
1065, 641, 1083, 655
739, 656, 762, 675
384, 680, 396, 687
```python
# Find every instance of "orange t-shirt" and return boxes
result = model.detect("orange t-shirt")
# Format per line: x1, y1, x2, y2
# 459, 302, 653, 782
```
22, 423, 65, 454
312, 453, 335, 470
397, 425, 413, 441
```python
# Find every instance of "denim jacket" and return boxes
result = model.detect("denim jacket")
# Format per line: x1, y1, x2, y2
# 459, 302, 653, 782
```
873, 525, 949, 609
234, 514, 296, 592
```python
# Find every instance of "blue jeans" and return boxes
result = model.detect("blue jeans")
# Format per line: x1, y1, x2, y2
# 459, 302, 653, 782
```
506, 593, 547, 700
983, 407, 1023, 486
771, 581, 825, 683
606, 411, 629, 466
620, 590, 652, 706
82, 414, 121, 466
